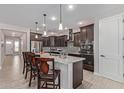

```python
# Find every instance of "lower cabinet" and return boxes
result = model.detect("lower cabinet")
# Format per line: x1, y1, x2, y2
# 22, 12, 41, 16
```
73, 61, 83, 88
68, 53, 94, 72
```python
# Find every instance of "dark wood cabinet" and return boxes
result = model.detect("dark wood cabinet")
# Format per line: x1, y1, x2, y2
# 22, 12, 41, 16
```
73, 61, 83, 88
42, 35, 67, 47
74, 24, 94, 47
30, 32, 42, 41
42, 37, 50, 47
58, 35, 67, 47
74, 32, 80, 46
86, 25, 94, 42
55, 36, 59, 47
49, 36, 56, 47
80, 24, 94, 42
80, 28, 87, 42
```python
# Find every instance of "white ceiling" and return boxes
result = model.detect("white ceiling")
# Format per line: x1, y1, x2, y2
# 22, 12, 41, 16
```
0, 4, 123, 32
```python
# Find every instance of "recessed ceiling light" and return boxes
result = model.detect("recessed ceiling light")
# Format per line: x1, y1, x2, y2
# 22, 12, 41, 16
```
51, 16, 57, 21
78, 22, 83, 25
68, 4, 74, 10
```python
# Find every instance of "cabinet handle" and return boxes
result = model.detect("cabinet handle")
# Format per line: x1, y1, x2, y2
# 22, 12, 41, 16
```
100, 55, 105, 57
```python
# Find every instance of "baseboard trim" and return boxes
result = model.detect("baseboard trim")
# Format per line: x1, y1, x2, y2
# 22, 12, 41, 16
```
94, 72, 124, 83
94, 72, 102, 76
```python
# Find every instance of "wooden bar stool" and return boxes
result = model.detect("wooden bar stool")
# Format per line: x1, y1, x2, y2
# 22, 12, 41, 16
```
36, 57, 61, 89
28, 52, 38, 87
24, 52, 32, 79
22, 52, 31, 79
22, 52, 26, 74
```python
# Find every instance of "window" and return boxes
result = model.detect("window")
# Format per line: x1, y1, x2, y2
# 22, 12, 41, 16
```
14, 41, 19, 52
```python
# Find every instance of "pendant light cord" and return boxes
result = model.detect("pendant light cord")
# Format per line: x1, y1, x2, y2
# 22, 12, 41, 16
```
60, 4, 62, 23
35, 22, 38, 33
43, 14, 47, 31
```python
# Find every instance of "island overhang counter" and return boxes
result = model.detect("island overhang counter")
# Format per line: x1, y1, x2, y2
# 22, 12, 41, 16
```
35, 53, 85, 89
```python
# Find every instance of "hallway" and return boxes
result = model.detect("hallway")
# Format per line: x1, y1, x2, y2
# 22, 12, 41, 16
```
0, 55, 37, 89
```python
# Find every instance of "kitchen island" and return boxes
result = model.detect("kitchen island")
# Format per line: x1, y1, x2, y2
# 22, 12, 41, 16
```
36, 53, 85, 89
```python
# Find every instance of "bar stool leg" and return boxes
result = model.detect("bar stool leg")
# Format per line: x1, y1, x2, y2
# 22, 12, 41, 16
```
58, 74, 60, 89
37, 77, 40, 89
53, 80, 55, 89
25, 68, 28, 79
29, 70, 32, 87
22, 63, 25, 74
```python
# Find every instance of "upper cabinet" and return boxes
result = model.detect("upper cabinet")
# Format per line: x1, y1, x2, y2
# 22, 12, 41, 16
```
80, 24, 94, 43
57, 35, 67, 47
74, 24, 94, 47
49, 36, 56, 47
74, 32, 80, 46
80, 27, 87, 42
42, 35, 67, 47
42, 37, 50, 47
86, 24, 94, 42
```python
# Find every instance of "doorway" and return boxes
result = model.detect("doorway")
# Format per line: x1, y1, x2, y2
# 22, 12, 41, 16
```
5, 37, 21, 55
99, 15, 123, 82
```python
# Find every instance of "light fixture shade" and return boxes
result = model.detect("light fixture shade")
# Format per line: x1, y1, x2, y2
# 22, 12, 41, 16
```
59, 23, 63, 30
43, 31, 47, 36
42, 23, 46, 27
35, 34, 38, 39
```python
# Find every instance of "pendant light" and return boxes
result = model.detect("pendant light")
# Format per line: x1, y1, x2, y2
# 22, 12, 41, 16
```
43, 14, 47, 36
35, 22, 38, 39
59, 4, 63, 30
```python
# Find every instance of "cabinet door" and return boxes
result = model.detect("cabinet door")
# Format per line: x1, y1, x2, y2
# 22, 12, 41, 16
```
87, 25, 94, 42
42, 37, 46, 47
55, 35, 67, 47
55, 37, 60, 47
74, 32, 80, 46
80, 28, 87, 42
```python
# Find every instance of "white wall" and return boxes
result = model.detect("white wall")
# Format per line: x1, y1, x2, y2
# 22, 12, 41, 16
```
21, 33, 27, 52
0, 23, 30, 69
0, 30, 5, 69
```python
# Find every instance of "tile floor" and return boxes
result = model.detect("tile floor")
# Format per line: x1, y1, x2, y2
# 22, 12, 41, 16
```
0, 55, 124, 89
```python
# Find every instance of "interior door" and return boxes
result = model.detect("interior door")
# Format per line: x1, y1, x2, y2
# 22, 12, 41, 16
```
5, 39, 13, 55
6, 37, 21, 55
14, 39, 21, 55
99, 15, 124, 82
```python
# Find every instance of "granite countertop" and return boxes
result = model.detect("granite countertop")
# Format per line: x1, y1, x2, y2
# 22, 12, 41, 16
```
35, 53, 85, 64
